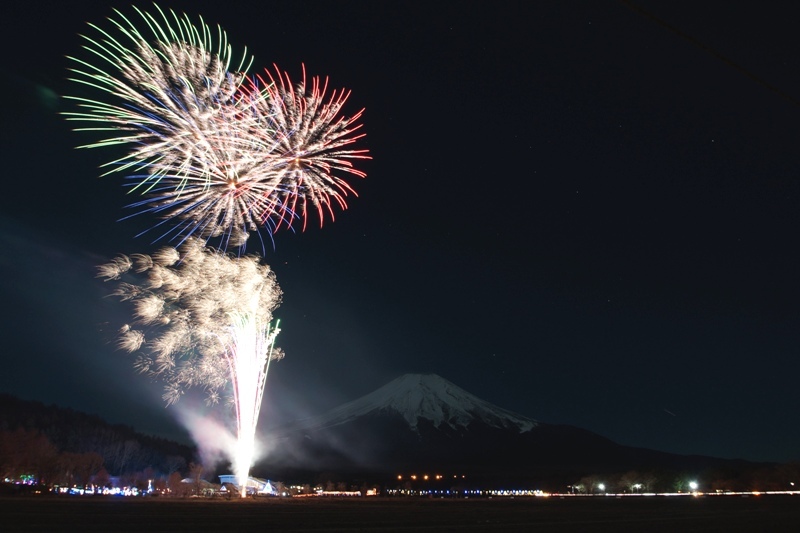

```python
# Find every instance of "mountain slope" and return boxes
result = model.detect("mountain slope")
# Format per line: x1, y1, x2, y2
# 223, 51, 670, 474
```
287, 373, 536, 433
258, 374, 760, 487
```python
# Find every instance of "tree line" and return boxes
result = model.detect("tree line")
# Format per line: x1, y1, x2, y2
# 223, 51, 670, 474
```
572, 463, 800, 494
0, 393, 195, 488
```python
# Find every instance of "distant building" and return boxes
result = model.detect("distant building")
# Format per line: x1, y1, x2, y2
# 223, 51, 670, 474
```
218, 475, 277, 495
180, 477, 217, 496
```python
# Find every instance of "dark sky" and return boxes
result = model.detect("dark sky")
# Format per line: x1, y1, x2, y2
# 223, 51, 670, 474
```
2, 1, 799, 464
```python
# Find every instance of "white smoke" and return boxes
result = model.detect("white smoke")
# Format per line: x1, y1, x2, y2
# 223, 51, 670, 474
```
171, 403, 236, 470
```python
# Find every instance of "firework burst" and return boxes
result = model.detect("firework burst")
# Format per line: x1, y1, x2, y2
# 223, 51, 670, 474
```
64, 4, 252, 186
98, 238, 282, 491
64, 4, 270, 247
98, 238, 282, 404
246, 64, 371, 232
66, 6, 369, 248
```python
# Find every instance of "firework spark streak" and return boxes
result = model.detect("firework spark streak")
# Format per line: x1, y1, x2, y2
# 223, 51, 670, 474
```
98, 238, 283, 493
247, 64, 371, 232
64, 4, 252, 188
226, 312, 279, 496
66, 6, 369, 247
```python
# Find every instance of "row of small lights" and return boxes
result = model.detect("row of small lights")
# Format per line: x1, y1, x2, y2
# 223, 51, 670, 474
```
589, 481, 698, 493
395, 476, 699, 492
573, 481, 696, 493
387, 489, 548, 496
397, 474, 465, 481
58, 486, 146, 496
389, 478, 702, 497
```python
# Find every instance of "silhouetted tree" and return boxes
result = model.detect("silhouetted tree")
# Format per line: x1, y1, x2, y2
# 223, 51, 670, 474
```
167, 471, 185, 497
93, 467, 112, 489
189, 462, 204, 496
75, 452, 104, 488
164, 455, 186, 474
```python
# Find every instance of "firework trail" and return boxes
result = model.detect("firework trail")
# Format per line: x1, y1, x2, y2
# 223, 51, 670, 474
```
66, 6, 369, 248
98, 238, 283, 492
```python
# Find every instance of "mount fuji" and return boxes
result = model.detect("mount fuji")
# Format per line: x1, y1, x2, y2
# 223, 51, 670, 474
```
286, 373, 537, 434
256, 374, 751, 486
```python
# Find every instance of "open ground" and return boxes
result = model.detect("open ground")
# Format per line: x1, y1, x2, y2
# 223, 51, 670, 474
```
2, 494, 799, 532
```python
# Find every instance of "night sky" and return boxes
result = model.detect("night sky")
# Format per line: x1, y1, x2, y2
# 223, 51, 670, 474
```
2, 1, 799, 464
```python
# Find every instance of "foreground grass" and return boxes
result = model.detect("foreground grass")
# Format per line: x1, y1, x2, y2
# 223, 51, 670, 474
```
2, 494, 799, 532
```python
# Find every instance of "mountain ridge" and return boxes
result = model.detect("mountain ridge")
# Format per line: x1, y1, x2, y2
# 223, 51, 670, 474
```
284, 373, 537, 434
257, 373, 766, 487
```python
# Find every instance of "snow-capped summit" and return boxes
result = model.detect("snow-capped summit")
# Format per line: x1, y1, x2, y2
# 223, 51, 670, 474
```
290, 373, 537, 433
259, 373, 743, 485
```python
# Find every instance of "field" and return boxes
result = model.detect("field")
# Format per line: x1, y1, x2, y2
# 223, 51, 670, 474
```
2, 494, 799, 532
